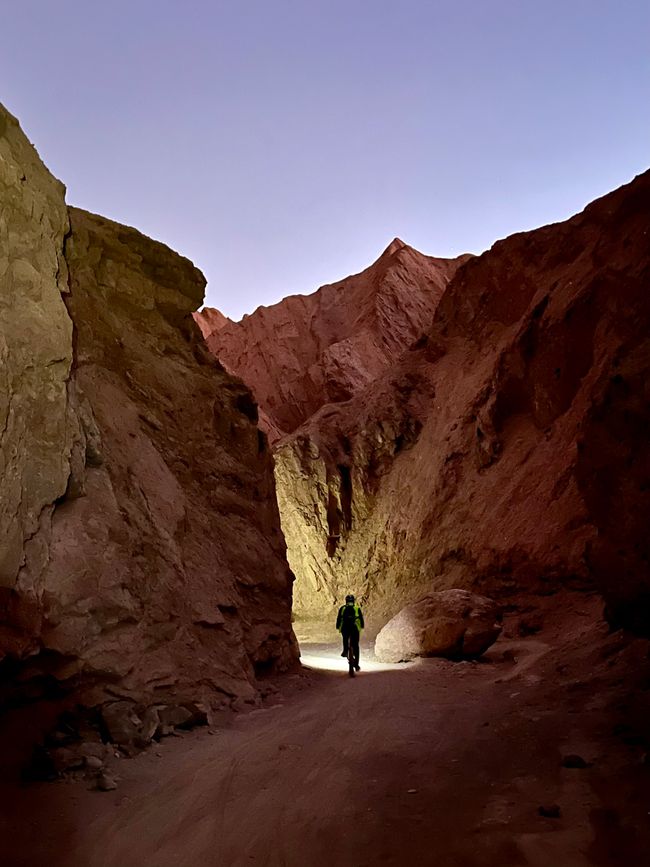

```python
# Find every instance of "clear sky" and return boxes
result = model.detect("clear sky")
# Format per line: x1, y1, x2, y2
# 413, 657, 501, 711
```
2, 1, 649, 319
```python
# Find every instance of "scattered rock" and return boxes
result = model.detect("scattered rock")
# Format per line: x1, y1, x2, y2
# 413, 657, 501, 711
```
140, 706, 161, 742
50, 748, 85, 773
101, 702, 143, 750
79, 742, 112, 762
157, 706, 194, 730
158, 703, 209, 731
561, 754, 589, 769
518, 612, 544, 636
84, 756, 104, 772
95, 772, 118, 792
374, 590, 502, 663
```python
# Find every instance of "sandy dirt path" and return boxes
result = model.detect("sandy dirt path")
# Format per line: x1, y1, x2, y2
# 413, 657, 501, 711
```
3, 598, 650, 867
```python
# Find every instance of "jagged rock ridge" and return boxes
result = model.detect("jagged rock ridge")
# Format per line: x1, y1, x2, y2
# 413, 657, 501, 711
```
196, 240, 470, 442
0, 104, 297, 721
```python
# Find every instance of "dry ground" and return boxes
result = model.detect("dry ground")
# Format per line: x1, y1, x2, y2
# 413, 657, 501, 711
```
2, 591, 649, 866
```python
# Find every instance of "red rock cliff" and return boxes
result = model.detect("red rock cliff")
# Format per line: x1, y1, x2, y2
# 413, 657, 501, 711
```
201, 240, 470, 441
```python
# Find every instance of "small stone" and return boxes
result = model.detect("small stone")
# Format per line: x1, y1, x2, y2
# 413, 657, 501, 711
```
85, 756, 104, 771
96, 772, 118, 792
538, 804, 561, 818
157, 705, 194, 729
80, 742, 111, 761
407, 789, 417, 794
51, 747, 85, 772
562, 754, 589, 769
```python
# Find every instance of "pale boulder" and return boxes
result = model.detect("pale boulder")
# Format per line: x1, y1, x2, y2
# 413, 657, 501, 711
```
374, 589, 502, 663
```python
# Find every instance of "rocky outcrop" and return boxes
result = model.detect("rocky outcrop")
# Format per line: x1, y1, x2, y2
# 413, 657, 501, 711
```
374, 589, 502, 662
202, 240, 470, 441
193, 307, 230, 339
0, 106, 73, 593
0, 104, 297, 720
271, 171, 650, 630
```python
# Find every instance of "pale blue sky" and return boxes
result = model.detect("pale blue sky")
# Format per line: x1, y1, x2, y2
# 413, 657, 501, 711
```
2, 1, 649, 318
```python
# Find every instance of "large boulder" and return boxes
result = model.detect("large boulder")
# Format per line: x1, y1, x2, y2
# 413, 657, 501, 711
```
374, 589, 502, 663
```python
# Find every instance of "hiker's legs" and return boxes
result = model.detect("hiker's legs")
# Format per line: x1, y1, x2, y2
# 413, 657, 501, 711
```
351, 628, 360, 666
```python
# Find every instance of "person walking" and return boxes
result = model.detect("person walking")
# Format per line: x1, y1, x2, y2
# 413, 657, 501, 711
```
336, 594, 364, 671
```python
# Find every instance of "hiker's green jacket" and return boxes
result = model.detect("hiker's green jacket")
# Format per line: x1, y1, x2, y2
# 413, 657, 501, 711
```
336, 604, 364, 632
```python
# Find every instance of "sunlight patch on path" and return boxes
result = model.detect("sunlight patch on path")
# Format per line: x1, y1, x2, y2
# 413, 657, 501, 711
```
300, 645, 414, 674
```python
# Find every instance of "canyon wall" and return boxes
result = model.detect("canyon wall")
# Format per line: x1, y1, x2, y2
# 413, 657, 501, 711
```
278, 172, 650, 630
197, 240, 470, 441
201, 172, 650, 633
0, 104, 297, 718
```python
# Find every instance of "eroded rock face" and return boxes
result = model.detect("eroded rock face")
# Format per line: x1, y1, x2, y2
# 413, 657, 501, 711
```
193, 307, 230, 339
374, 589, 502, 662
0, 104, 297, 718
202, 239, 470, 442
0, 106, 73, 595
269, 172, 650, 631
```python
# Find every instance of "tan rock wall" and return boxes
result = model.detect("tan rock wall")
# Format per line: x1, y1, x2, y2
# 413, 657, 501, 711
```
0, 105, 297, 714
50, 208, 297, 707
0, 106, 73, 598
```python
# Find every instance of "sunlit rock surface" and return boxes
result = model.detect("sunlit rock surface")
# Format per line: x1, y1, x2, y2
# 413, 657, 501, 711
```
0, 104, 297, 718
374, 590, 502, 663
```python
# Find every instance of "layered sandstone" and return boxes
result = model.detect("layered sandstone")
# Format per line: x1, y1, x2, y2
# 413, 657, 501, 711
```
199, 240, 470, 441
269, 172, 650, 631
0, 104, 297, 718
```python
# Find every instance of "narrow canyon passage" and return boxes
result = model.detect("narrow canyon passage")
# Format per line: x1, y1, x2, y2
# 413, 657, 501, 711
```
4, 594, 649, 867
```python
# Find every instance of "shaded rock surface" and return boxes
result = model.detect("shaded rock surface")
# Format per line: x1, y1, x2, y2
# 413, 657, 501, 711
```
374, 589, 502, 663
200, 239, 470, 442
0, 103, 298, 722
